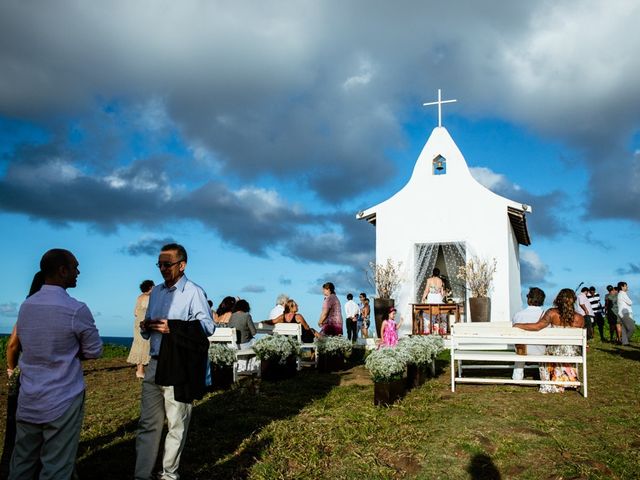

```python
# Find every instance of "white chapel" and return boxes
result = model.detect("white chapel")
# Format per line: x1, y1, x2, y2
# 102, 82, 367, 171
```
357, 91, 532, 336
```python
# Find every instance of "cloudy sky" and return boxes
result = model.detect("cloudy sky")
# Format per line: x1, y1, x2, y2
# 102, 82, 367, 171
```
1, 0, 638, 335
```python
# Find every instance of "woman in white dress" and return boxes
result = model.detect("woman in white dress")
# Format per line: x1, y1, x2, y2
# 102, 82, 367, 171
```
127, 279, 154, 378
421, 268, 445, 334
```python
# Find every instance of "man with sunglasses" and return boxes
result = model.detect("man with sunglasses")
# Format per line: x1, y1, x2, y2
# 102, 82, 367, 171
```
135, 243, 213, 480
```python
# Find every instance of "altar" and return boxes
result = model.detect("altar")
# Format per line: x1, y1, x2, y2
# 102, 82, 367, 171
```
411, 303, 463, 335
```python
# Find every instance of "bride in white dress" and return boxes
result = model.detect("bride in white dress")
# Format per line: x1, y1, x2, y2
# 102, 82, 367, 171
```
422, 268, 444, 304
421, 268, 446, 334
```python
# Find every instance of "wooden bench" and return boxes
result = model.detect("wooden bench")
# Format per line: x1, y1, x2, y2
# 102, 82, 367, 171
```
450, 322, 588, 397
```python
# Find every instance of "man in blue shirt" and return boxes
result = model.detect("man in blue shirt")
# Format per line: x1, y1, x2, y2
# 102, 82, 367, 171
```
135, 243, 214, 480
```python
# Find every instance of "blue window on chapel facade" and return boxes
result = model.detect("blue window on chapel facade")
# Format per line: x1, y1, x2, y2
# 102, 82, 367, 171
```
433, 155, 446, 175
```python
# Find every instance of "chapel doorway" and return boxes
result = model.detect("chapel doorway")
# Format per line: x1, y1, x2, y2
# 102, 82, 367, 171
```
414, 242, 466, 303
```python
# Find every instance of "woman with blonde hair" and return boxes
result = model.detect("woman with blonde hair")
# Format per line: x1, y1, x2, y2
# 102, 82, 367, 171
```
272, 299, 319, 343
515, 288, 584, 393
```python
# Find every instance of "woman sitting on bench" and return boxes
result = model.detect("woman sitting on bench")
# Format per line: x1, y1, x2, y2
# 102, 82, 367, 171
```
515, 288, 585, 393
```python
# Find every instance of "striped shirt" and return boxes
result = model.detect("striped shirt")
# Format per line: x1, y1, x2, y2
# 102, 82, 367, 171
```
589, 293, 603, 314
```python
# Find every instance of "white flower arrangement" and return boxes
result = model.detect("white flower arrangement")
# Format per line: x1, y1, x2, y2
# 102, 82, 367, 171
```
315, 336, 353, 356
366, 258, 403, 299
253, 334, 301, 364
457, 256, 497, 298
397, 335, 444, 366
208, 343, 237, 367
365, 347, 407, 383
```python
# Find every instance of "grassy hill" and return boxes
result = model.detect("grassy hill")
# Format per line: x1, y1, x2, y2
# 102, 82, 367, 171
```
1, 338, 639, 479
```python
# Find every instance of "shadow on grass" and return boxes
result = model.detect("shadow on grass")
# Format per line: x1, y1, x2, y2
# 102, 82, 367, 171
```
595, 346, 640, 362
467, 453, 501, 480
76, 369, 341, 479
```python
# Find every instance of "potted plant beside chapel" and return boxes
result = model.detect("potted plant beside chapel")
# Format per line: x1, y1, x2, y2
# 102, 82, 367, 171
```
253, 334, 301, 381
457, 256, 497, 322
397, 335, 444, 389
365, 347, 407, 406
367, 258, 403, 338
208, 343, 236, 390
315, 336, 352, 373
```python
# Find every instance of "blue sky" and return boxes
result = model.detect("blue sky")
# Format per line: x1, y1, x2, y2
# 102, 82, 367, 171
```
1, 1, 638, 336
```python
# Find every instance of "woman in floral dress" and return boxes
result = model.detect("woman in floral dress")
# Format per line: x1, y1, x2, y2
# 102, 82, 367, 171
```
515, 288, 584, 393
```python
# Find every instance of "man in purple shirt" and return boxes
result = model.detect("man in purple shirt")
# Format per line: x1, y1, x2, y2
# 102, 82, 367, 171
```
9, 249, 102, 480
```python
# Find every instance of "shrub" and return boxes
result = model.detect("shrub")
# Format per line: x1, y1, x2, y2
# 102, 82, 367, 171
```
208, 343, 237, 366
315, 336, 353, 356
397, 335, 445, 366
253, 334, 301, 364
365, 347, 407, 382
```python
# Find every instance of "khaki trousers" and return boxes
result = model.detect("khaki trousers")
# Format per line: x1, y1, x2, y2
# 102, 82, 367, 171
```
135, 359, 192, 480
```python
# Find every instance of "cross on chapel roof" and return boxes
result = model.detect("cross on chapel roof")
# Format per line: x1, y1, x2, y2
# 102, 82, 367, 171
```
423, 89, 457, 127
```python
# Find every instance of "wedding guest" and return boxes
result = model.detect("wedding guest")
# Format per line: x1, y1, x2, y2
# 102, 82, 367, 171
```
214, 296, 236, 325
318, 282, 343, 336
269, 294, 289, 320
271, 299, 318, 343
135, 243, 213, 480
577, 287, 594, 340
9, 249, 102, 479
1, 271, 45, 478
379, 307, 403, 348
605, 285, 621, 343
228, 299, 257, 372
127, 280, 154, 379
511, 287, 546, 381
588, 286, 605, 342
359, 293, 371, 338
617, 281, 635, 345
344, 293, 360, 343
515, 288, 584, 393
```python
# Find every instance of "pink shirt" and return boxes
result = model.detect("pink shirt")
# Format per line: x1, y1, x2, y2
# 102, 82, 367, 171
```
321, 293, 343, 335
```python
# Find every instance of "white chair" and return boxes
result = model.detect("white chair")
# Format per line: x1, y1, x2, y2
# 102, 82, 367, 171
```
208, 327, 257, 380
273, 323, 318, 368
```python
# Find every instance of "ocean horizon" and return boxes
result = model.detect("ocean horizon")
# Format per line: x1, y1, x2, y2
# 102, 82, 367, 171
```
0, 333, 133, 348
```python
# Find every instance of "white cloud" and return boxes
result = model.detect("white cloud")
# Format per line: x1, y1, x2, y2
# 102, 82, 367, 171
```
469, 166, 521, 192
520, 250, 550, 286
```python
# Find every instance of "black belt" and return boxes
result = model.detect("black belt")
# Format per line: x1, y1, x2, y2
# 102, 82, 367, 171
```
151, 355, 160, 360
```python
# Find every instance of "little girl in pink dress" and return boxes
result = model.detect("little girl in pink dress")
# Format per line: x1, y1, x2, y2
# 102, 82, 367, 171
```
379, 307, 403, 348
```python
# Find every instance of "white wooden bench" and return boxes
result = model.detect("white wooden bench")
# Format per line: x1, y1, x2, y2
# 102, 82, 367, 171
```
208, 327, 257, 379
273, 323, 318, 368
450, 322, 588, 397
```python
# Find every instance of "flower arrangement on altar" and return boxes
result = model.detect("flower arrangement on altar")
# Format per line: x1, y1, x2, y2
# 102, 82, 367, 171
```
253, 334, 301, 364
456, 256, 497, 297
397, 335, 445, 366
366, 258, 403, 299
314, 335, 352, 357
365, 347, 407, 382
208, 343, 237, 367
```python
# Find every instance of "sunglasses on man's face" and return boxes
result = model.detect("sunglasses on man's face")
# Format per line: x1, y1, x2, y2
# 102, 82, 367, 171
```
156, 260, 182, 269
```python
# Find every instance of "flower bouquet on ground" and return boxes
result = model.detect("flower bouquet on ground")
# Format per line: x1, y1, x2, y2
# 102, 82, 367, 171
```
315, 336, 352, 372
253, 334, 301, 381
365, 347, 408, 406
208, 343, 236, 390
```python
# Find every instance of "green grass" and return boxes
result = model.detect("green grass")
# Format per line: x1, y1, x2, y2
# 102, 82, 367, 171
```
1, 333, 639, 479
